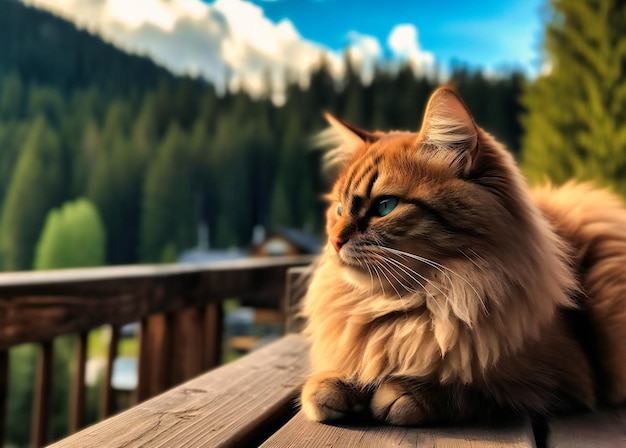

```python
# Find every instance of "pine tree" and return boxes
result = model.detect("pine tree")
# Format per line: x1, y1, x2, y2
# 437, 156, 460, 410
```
0, 116, 65, 270
0, 72, 24, 119
140, 124, 195, 262
86, 101, 143, 264
522, 0, 626, 192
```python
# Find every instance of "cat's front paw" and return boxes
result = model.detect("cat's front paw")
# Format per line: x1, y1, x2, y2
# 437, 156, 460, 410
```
301, 371, 367, 422
371, 381, 428, 426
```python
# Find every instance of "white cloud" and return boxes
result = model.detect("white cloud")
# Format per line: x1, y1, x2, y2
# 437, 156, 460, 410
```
21, 0, 333, 102
346, 31, 382, 84
387, 24, 435, 75
20, 0, 435, 102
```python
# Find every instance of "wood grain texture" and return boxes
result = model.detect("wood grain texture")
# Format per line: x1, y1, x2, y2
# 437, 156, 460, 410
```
260, 412, 537, 448
0, 255, 314, 350
70, 332, 88, 433
547, 407, 626, 448
33, 341, 53, 447
135, 314, 172, 402
48, 334, 310, 448
201, 303, 223, 370
100, 326, 120, 418
284, 266, 311, 333
170, 308, 204, 386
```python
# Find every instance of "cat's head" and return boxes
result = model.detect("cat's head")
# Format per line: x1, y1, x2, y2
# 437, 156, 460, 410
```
321, 87, 540, 299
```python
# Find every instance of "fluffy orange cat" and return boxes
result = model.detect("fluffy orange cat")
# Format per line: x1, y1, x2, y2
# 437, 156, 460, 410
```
300, 86, 626, 425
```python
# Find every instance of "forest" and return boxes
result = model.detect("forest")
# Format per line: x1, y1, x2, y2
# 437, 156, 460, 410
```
0, 0, 526, 273
1, 0, 624, 445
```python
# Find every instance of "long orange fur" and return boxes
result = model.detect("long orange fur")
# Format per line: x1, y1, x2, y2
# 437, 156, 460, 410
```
300, 87, 626, 424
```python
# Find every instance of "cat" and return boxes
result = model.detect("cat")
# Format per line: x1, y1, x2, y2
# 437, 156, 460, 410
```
299, 86, 626, 426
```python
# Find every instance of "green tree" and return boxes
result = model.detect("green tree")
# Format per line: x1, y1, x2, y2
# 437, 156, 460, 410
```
34, 198, 106, 270
6, 344, 37, 447
0, 72, 24, 119
522, 0, 626, 192
0, 116, 65, 271
86, 101, 143, 264
140, 124, 195, 261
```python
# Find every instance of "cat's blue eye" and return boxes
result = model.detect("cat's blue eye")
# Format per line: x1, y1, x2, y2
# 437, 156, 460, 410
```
337, 202, 343, 216
377, 197, 398, 217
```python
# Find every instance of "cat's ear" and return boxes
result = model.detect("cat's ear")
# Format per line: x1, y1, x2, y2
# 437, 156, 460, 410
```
419, 87, 478, 173
317, 113, 377, 173
324, 113, 378, 145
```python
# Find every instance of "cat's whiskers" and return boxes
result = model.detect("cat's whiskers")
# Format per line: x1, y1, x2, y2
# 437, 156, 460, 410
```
458, 248, 483, 270
376, 251, 451, 316
370, 261, 385, 295
373, 250, 447, 299
364, 246, 448, 299
376, 245, 486, 312
363, 259, 375, 293
356, 247, 452, 317
370, 251, 429, 295
369, 257, 412, 315
374, 259, 404, 300
374, 255, 419, 294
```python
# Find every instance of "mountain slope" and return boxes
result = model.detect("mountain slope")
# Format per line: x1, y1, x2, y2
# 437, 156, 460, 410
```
0, 0, 180, 95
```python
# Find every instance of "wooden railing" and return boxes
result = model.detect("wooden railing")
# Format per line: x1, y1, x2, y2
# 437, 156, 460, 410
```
41, 264, 626, 448
0, 255, 314, 447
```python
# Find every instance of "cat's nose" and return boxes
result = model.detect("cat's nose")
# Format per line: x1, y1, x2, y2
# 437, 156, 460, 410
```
331, 236, 347, 252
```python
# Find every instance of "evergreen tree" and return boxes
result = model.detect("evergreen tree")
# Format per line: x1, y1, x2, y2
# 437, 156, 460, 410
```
140, 124, 195, 262
6, 344, 36, 447
0, 116, 65, 270
34, 198, 106, 270
0, 72, 24, 119
522, 0, 626, 192
0, 121, 29, 209
340, 54, 367, 126
87, 101, 143, 264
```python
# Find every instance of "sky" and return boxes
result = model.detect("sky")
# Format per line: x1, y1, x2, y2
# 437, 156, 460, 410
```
21, 0, 546, 102
253, 0, 546, 72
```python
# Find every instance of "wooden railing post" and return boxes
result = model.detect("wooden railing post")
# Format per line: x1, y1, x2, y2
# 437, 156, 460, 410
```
69, 332, 88, 433
284, 266, 310, 333
32, 341, 53, 447
100, 326, 120, 419
170, 308, 204, 386
135, 314, 173, 403
201, 302, 223, 370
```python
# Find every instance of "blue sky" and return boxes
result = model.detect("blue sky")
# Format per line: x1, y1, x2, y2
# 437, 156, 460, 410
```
241, 0, 547, 73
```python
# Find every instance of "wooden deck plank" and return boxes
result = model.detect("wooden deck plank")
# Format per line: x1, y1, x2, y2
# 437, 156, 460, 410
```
48, 334, 310, 448
547, 407, 626, 448
260, 412, 537, 448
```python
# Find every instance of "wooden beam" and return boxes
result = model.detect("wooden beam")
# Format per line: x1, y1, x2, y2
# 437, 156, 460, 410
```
100, 326, 120, 419
0, 256, 314, 350
32, 341, 53, 448
201, 302, 223, 370
69, 332, 88, 433
170, 308, 203, 386
135, 314, 172, 403
284, 266, 310, 333
547, 407, 626, 448
260, 412, 537, 448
